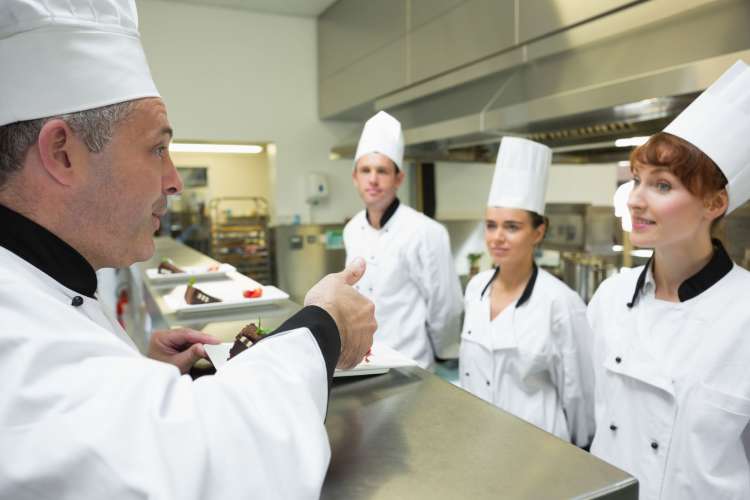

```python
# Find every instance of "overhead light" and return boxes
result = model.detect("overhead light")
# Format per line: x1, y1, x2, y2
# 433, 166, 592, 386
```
169, 143, 264, 154
612, 244, 624, 252
615, 136, 650, 148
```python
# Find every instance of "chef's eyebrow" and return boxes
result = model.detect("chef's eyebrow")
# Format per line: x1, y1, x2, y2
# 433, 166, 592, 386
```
485, 217, 524, 224
632, 163, 671, 173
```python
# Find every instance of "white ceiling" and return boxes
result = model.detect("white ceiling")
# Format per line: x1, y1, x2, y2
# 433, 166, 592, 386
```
143, 0, 338, 17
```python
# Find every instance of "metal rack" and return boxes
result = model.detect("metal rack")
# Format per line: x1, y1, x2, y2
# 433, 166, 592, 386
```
209, 197, 274, 284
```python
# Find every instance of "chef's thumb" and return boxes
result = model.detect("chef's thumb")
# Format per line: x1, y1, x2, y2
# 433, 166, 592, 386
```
172, 343, 206, 374
340, 257, 366, 286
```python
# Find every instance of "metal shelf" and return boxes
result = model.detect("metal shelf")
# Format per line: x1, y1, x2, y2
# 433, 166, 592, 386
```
209, 197, 274, 284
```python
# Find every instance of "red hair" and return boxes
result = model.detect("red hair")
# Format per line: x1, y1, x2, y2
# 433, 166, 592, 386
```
629, 132, 727, 199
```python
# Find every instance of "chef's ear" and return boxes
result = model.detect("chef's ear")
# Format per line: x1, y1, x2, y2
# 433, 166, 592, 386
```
394, 166, 405, 188
36, 119, 86, 187
532, 221, 546, 246
705, 188, 728, 221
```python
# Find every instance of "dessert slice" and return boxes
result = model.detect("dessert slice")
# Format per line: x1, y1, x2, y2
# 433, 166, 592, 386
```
158, 258, 184, 274
228, 320, 271, 360
184, 277, 221, 305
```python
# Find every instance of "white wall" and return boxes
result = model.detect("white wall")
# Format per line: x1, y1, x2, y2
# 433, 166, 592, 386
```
546, 164, 618, 206
435, 162, 618, 220
136, 0, 363, 225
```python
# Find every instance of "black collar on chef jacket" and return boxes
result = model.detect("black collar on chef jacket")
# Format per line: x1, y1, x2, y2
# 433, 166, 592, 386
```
480, 262, 538, 308
626, 238, 733, 308
365, 197, 400, 229
0, 203, 97, 298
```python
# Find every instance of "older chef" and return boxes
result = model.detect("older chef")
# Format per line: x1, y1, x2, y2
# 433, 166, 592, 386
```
0, 1, 375, 499
588, 60, 750, 499
343, 111, 463, 369
459, 137, 595, 446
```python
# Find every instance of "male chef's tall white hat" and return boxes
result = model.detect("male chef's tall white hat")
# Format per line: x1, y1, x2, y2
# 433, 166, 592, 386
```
354, 111, 405, 170
664, 60, 750, 213
487, 137, 552, 215
0, 0, 160, 127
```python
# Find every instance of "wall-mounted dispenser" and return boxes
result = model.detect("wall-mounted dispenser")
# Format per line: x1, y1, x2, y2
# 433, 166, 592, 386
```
306, 172, 329, 205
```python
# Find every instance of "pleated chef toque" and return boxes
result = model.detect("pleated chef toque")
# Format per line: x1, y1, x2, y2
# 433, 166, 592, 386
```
0, 0, 160, 127
487, 137, 552, 215
354, 111, 405, 170
614, 180, 634, 232
664, 60, 750, 213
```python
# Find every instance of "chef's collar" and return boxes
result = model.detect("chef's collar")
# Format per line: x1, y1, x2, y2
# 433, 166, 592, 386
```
366, 197, 400, 229
626, 239, 732, 307
0, 203, 97, 298
480, 263, 538, 308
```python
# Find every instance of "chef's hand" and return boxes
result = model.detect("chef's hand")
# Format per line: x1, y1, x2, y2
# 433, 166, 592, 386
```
304, 257, 376, 369
148, 328, 221, 374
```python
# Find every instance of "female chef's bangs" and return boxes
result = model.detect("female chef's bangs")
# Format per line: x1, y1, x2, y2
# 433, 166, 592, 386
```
629, 132, 727, 199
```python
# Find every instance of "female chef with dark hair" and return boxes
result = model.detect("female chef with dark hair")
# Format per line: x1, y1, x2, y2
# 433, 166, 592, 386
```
587, 60, 750, 499
459, 137, 595, 447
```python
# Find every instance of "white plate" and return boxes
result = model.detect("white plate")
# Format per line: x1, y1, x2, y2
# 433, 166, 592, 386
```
162, 275, 289, 316
335, 342, 418, 377
205, 341, 417, 377
145, 263, 236, 284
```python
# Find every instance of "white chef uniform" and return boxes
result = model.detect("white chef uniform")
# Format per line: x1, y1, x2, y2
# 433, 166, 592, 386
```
588, 60, 750, 499
0, 2, 339, 499
344, 112, 463, 368
459, 137, 595, 446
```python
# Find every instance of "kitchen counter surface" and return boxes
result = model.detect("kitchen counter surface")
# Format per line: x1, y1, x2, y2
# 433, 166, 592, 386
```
137, 237, 637, 499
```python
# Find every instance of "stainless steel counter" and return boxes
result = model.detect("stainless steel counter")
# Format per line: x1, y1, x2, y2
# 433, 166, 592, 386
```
137, 238, 637, 500
325, 370, 636, 499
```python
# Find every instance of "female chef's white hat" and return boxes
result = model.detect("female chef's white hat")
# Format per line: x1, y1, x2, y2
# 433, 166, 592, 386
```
354, 111, 405, 170
613, 180, 634, 232
664, 60, 750, 214
0, 0, 160, 127
487, 137, 552, 215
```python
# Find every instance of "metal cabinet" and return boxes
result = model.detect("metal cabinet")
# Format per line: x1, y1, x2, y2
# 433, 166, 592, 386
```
518, 0, 643, 43
408, 0, 515, 84
273, 224, 346, 303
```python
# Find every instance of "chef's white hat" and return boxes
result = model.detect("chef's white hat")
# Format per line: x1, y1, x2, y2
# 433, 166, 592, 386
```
614, 180, 634, 232
0, 0, 160, 127
354, 111, 405, 170
664, 60, 750, 213
487, 137, 551, 215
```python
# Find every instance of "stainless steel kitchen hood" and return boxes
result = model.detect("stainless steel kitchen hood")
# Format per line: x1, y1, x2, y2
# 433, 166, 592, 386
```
331, 0, 750, 164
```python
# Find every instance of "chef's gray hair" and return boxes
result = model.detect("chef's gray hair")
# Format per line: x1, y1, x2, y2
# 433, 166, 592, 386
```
0, 101, 134, 189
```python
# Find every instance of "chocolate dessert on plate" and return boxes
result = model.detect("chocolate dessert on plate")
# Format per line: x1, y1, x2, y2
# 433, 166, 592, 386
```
184, 277, 222, 305
158, 258, 184, 274
228, 321, 270, 360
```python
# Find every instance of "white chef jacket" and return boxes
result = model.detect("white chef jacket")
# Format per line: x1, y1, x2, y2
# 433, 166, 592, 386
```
459, 267, 595, 446
343, 200, 463, 368
0, 246, 336, 499
587, 241, 750, 500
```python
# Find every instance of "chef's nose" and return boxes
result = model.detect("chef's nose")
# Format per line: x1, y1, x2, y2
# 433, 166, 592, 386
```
163, 153, 183, 195
627, 183, 645, 212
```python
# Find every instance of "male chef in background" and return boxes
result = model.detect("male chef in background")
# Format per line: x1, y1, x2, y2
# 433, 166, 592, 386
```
0, 1, 375, 499
344, 111, 463, 369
